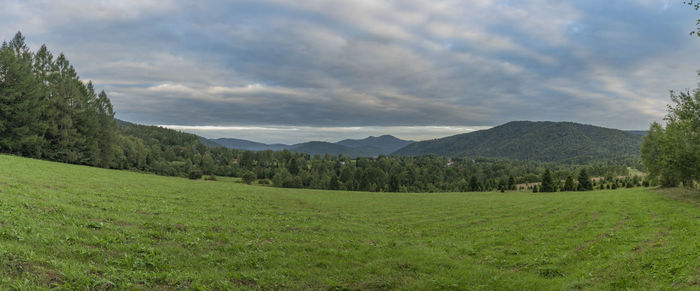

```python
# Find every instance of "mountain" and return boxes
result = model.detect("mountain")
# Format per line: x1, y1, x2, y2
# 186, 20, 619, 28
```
393, 121, 643, 164
336, 135, 414, 155
288, 141, 368, 157
204, 135, 413, 157
212, 138, 289, 151
626, 130, 648, 136
198, 137, 224, 147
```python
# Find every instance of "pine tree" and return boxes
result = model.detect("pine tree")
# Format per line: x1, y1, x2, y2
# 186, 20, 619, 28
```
469, 176, 480, 192
540, 168, 555, 192
0, 32, 45, 157
95, 90, 117, 167
564, 174, 575, 191
577, 169, 592, 191
507, 175, 516, 190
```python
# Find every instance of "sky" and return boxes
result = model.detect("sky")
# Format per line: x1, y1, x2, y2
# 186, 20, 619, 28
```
2, 0, 700, 144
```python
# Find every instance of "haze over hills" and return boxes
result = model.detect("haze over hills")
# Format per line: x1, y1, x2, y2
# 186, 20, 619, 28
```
212, 138, 289, 151
392, 121, 643, 164
204, 135, 415, 158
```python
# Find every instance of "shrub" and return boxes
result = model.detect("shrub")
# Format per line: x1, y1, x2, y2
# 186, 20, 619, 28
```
242, 171, 256, 185
188, 170, 203, 180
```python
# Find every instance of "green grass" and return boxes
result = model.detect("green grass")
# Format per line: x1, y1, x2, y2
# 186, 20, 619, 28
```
1, 154, 699, 290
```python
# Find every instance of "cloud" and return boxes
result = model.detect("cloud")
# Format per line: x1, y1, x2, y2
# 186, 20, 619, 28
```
160, 124, 491, 144
2, 0, 700, 142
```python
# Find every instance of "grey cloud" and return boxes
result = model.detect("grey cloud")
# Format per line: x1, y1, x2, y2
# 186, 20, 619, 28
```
2, 0, 700, 143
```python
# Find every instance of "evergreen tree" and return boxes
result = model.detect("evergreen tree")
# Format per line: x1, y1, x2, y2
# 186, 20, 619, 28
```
469, 176, 480, 192
540, 169, 555, 192
0, 32, 45, 157
564, 174, 575, 191
577, 169, 592, 191
507, 175, 516, 190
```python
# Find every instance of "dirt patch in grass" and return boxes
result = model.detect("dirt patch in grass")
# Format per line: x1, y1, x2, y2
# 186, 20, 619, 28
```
572, 210, 600, 230
632, 228, 669, 254
575, 215, 629, 252
655, 188, 700, 207
2, 254, 64, 286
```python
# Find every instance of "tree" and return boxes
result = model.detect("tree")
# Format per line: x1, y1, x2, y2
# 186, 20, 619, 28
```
563, 174, 575, 191
577, 169, 592, 191
641, 82, 700, 187
469, 176, 480, 192
0, 32, 46, 157
242, 170, 256, 185
686, 0, 700, 36
329, 174, 340, 190
540, 169, 556, 192
507, 175, 516, 190
288, 158, 299, 175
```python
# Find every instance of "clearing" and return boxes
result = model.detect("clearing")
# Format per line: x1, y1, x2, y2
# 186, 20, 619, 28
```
0, 154, 699, 289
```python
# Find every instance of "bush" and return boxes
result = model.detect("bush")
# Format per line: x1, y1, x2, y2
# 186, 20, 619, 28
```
241, 171, 256, 185
188, 170, 203, 180
204, 175, 217, 181
258, 179, 270, 185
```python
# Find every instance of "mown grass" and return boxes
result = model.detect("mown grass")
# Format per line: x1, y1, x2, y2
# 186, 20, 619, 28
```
0, 154, 699, 290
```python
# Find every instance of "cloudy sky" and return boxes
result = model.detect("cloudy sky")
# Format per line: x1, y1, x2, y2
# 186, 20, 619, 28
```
2, 0, 699, 143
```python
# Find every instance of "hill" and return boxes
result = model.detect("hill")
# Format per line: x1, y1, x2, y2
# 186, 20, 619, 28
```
336, 135, 414, 155
287, 141, 368, 157
198, 136, 224, 147
393, 121, 643, 163
627, 130, 648, 136
206, 135, 413, 157
1, 154, 698, 289
212, 138, 289, 151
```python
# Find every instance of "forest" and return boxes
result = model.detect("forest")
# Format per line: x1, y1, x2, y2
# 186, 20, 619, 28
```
1, 32, 644, 193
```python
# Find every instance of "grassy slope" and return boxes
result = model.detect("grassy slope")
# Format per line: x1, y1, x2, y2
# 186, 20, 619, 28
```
0, 155, 699, 290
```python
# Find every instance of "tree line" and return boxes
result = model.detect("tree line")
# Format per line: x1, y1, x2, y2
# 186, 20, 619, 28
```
641, 78, 700, 188
1, 32, 640, 193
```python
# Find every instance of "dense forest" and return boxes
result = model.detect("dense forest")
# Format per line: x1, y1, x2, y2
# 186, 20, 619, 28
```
395, 121, 643, 164
1, 32, 646, 193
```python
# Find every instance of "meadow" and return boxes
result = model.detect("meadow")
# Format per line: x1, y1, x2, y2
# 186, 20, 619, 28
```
0, 154, 699, 290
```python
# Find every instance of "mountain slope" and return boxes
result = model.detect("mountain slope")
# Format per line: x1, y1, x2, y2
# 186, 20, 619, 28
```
206, 135, 413, 157
213, 138, 289, 151
288, 141, 369, 157
198, 137, 224, 147
336, 135, 414, 155
393, 121, 643, 163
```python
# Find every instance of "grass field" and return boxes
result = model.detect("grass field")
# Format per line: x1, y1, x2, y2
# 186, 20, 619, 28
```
1, 154, 699, 290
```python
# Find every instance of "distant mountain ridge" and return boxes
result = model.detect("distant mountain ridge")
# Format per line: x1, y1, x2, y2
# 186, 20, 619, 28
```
392, 121, 643, 164
204, 135, 414, 158
213, 138, 288, 151
337, 135, 414, 155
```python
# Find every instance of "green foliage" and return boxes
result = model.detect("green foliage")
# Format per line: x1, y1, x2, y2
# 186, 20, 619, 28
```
685, 0, 700, 36
577, 169, 593, 191
394, 121, 643, 164
540, 169, 556, 192
641, 80, 700, 187
241, 171, 256, 185
188, 169, 203, 180
0, 32, 117, 165
564, 174, 576, 191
